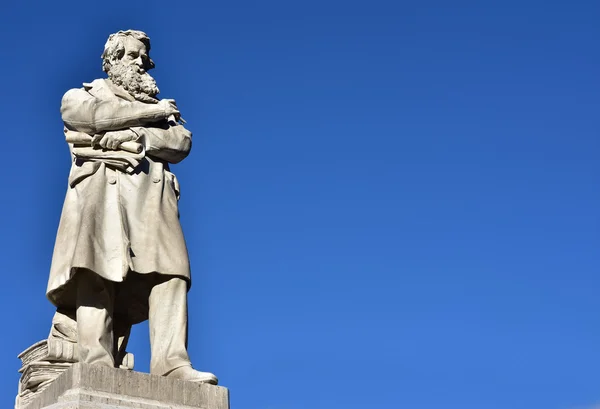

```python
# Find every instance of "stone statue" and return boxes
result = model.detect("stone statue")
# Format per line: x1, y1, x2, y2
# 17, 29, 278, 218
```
43, 30, 217, 385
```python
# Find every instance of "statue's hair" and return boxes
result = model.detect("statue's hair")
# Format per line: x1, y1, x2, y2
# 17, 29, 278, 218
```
101, 30, 155, 73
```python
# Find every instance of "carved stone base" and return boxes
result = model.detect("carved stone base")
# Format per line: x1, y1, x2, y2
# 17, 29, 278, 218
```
18, 363, 229, 409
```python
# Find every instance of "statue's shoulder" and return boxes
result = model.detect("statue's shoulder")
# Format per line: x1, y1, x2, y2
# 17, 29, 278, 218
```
61, 79, 115, 108
63, 79, 107, 97
81, 79, 113, 97
63, 79, 129, 103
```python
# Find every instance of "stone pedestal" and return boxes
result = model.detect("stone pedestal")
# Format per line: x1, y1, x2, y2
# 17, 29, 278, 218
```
19, 363, 229, 409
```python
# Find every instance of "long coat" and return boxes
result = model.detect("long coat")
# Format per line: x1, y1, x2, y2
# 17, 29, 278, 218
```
47, 79, 193, 323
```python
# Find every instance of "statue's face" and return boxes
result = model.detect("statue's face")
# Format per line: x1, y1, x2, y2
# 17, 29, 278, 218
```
120, 36, 151, 72
107, 35, 159, 101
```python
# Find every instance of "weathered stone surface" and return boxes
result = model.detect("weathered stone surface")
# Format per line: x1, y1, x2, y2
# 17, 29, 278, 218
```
21, 363, 229, 409
16, 28, 220, 409
42, 29, 217, 384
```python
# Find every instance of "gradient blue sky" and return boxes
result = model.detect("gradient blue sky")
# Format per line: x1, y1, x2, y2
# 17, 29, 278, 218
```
1, 1, 599, 408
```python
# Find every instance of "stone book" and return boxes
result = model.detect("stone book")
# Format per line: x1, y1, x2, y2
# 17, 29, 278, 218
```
19, 362, 72, 390
18, 339, 77, 367
18, 338, 134, 370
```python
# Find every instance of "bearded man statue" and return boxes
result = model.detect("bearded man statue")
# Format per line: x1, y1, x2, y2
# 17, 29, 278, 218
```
45, 30, 217, 384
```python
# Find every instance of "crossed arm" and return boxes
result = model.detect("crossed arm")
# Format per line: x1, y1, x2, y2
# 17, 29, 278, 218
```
61, 88, 192, 164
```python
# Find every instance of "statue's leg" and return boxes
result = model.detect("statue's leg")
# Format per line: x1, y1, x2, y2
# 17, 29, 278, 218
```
148, 276, 190, 375
148, 276, 217, 384
75, 268, 115, 367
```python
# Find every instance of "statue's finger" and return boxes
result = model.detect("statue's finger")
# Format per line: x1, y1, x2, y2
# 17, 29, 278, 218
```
91, 133, 103, 148
100, 135, 110, 149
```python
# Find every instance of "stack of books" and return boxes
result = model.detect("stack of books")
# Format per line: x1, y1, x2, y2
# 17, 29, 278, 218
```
16, 338, 134, 408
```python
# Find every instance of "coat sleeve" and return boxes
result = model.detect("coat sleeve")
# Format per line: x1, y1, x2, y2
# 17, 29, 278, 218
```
131, 123, 192, 164
61, 88, 169, 134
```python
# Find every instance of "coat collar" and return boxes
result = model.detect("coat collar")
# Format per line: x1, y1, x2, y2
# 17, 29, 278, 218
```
83, 78, 136, 102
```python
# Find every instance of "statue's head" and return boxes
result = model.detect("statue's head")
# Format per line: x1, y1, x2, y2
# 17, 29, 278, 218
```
101, 30, 159, 102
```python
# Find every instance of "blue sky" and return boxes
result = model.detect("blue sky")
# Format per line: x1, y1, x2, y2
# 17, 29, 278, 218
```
1, 1, 599, 408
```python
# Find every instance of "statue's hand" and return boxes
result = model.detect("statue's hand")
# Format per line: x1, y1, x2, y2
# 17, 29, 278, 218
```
157, 99, 180, 120
93, 130, 139, 150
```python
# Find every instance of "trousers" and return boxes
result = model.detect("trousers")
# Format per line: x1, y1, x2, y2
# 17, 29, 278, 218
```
75, 269, 191, 375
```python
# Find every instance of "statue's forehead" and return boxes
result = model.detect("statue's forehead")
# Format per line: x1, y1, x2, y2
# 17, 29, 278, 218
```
122, 36, 147, 53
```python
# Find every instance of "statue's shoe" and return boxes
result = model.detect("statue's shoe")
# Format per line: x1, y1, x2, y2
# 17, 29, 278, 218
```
166, 365, 218, 385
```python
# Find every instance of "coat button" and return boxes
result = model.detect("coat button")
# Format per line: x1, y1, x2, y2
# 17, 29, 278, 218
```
152, 177, 161, 183
108, 177, 117, 184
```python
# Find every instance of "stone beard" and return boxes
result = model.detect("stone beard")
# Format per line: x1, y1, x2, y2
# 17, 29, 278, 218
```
108, 61, 160, 103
